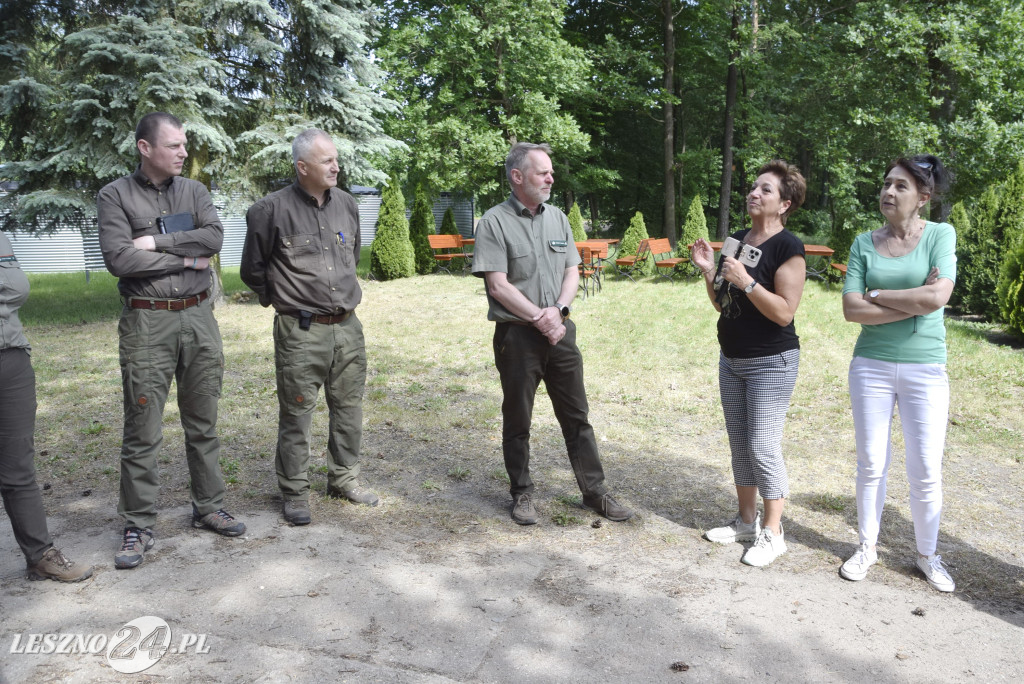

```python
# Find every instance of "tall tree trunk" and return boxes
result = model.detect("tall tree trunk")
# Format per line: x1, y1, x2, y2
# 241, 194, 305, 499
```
717, 7, 740, 240
662, 0, 677, 245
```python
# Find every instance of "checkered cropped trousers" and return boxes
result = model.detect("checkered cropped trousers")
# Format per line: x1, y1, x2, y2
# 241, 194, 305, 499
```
718, 349, 800, 500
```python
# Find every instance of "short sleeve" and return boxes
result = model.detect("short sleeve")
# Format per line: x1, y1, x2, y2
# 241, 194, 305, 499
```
470, 214, 508, 276
843, 233, 868, 296
932, 222, 957, 283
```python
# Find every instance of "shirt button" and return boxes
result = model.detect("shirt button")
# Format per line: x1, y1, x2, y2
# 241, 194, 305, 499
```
327, 267, 332, 271
162, 210, 167, 214
331, 287, 336, 291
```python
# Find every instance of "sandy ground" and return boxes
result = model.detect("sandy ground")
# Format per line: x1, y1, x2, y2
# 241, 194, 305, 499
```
2, 486, 1021, 684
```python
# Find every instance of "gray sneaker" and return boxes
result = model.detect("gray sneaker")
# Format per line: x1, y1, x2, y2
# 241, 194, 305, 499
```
115, 527, 155, 569
283, 500, 311, 526
704, 512, 761, 544
28, 547, 93, 583
582, 492, 634, 522
192, 505, 246, 536
511, 493, 539, 525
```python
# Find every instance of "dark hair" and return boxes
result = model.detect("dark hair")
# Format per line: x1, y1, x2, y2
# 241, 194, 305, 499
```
505, 142, 552, 185
885, 154, 950, 197
756, 159, 806, 225
135, 112, 183, 145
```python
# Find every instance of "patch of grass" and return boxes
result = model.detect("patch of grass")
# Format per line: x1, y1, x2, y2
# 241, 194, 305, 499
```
490, 469, 510, 484
448, 467, 471, 481
22, 272, 122, 326
554, 493, 581, 507
552, 511, 584, 526
421, 479, 442, 491
807, 492, 847, 513
219, 457, 241, 484
82, 421, 107, 435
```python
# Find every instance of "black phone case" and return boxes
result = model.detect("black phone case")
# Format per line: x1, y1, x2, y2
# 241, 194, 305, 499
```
157, 213, 195, 234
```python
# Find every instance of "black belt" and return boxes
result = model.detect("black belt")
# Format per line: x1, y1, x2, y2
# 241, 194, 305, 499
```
127, 291, 209, 311
292, 310, 352, 325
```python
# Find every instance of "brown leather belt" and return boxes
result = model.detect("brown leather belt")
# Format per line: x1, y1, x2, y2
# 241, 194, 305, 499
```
310, 311, 352, 325
127, 291, 209, 311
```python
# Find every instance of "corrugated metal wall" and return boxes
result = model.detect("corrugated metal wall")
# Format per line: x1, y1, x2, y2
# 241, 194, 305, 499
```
3, 191, 474, 273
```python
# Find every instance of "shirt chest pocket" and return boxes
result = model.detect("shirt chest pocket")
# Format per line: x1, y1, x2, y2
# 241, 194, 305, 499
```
279, 233, 321, 273
507, 241, 536, 281
129, 216, 160, 236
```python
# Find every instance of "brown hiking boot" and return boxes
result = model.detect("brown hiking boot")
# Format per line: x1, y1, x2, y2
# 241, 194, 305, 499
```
511, 493, 539, 525
192, 505, 246, 536
328, 486, 380, 507
582, 492, 634, 522
283, 500, 311, 525
28, 547, 93, 583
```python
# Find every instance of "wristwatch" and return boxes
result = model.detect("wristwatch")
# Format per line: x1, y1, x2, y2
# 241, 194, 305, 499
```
556, 302, 571, 318
743, 280, 757, 294
869, 290, 880, 299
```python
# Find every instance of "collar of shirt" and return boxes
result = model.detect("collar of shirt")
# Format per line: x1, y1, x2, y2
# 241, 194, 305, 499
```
131, 165, 174, 191
291, 181, 333, 207
507, 194, 546, 218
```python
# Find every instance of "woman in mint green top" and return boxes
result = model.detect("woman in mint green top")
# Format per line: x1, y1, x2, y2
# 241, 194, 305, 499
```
838, 155, 958, 593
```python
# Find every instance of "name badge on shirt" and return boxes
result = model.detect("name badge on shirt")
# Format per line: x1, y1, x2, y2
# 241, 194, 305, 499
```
549, 240, 568, 248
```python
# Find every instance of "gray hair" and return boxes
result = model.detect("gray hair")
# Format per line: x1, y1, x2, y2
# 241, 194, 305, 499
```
292, 128, 331, 166
505, 142, 552, 185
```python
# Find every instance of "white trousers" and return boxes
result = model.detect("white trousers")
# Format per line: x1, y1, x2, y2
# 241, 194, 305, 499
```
848, 356, 949, 556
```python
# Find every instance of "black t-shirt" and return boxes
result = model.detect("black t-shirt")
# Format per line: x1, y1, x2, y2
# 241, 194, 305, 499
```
716, 228, 805, 358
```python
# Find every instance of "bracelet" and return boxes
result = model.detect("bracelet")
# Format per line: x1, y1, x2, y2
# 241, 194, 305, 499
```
701, 268, 714, 275
192, 257, 197, 269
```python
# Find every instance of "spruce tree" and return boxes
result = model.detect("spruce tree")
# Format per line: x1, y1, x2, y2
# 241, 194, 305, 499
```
677, 196, 709, 255
409, 186, 436, 275
568, 202, 586, 242
958, 186, 1004, 318
439, 207, 465, 271
619, 211, 653, 275
370, 177, 415, 280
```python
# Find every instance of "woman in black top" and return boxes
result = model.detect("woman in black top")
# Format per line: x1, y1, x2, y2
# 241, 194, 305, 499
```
689, 160, 807, 567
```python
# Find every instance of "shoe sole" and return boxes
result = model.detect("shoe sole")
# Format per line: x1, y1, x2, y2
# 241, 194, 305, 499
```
27, 568, 94, 582
704, 532, 757, 544
192, 518, 247, 536
511, 515, 538, 525
327, 489, 380, 506
741, 544, 787, 567
839, 566, 869, 581
582, 503, 633, 522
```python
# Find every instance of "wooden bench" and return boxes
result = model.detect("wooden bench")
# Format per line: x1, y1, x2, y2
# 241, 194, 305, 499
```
579, 240, 609, 293
427, 234, 470, 275
615, 238, 651, 283
576, 243, 598, 298
830, 262, 847, 275
647, 238, 689, 282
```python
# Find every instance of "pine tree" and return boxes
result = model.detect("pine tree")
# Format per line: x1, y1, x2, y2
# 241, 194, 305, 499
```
619, 211, 653, 275
677, 196, 709, 255
370, 177, 415, 280
568, 203, 586, 242
409, 185, 436, 275
439, 206, 466, 271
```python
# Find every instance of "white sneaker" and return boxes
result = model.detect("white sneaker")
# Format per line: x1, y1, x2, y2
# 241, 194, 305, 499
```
704, 512, 760, 544
741, 525, 787, 567
916, 554, 955, 592
840, 543, 877, 581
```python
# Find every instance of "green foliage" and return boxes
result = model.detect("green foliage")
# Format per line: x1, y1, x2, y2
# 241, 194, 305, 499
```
409, 186, 436, 275
568, 202, 586, 242
620, 211, 654, 275
370, 178, 415, 281
0, 0, 403, 233
957, 187, 1004, 318
677, 196, 708, 255
997, 237, 1024, 338
947, 201, 972, 310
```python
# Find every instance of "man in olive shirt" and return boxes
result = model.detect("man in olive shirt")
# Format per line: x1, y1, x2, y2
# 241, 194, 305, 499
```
98, 112, 245, 570
472, 142, 633, 525
241, 129, 377, 526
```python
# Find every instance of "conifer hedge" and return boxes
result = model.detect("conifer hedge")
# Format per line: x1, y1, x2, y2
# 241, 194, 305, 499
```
409, 186, 436, 275
370, 177, 415, 280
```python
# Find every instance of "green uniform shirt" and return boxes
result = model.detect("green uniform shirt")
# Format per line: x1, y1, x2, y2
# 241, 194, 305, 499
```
97, 167, 223, 299
242, 183, 362, 316
472, 196, 581, 323
0, 232, 30, 351
842, 221, 957, 364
